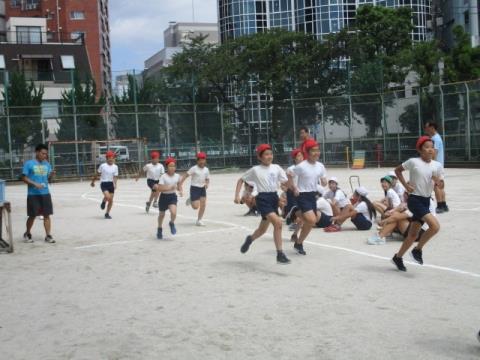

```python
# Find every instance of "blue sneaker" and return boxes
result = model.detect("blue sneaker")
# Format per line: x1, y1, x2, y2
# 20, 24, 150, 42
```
169, 221, 176, 235
100, 201, 106, 210
367, 233, 386, 245
156, 227, 163, 240
104, 213, 112, 219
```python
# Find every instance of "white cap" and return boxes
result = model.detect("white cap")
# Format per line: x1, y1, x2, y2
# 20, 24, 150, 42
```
328, 176, 338, 184
316, 185, 326, 195
355, 186, 368, 197
388, 171, 397, 178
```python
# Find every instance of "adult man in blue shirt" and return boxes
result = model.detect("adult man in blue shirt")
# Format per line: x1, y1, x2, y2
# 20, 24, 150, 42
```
424, 121, 448, 213
21, 143, 56, 243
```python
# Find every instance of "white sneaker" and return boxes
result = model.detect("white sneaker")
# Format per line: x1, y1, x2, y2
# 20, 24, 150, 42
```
196, 220, 205, 226
367, 234, 386, 245
186, 198, 192, 206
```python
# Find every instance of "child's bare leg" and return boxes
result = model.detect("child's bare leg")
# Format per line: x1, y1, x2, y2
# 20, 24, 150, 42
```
251, 219, 270, 240
266, 213, 283, 251
416, 214, 440, 250
158, 211, 166, 228
198, 197, 206, 220
169, 205, 177, 223
397, 221, 422, 257
298, 211, 317, 244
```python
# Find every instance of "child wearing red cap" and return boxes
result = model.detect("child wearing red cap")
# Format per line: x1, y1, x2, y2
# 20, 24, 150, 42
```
234, 144, 290, 264
391, 136, 444, 271
91, 150, 119, 219
135, 151, 165, 213
156, 157, 183, 239
179, 152, 210, 226
288, 139, 328, 255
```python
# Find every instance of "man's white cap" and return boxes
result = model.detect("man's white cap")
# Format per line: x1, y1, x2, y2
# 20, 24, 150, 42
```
388, 170, 397, 178
316, 185, 326, 195
355, 186, 369, 197
328, 176, 338, 183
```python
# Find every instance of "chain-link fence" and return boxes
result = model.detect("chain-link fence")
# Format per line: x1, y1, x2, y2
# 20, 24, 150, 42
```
1, 76, 479, 180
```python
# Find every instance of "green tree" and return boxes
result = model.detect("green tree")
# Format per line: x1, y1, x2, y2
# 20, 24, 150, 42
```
56, 73, 106, 141
444, 25, 480, 82
1, 72, 44, 151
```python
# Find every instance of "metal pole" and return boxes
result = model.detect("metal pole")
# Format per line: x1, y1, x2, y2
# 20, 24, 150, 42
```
417, 87, 422, 136
464, 82, 471, 160
192, 73, 199, 152
265, 102, 270, 144
381, 94, 386, 162
166, 104, 171, 156
320, 98, 326, 163
220, 103, 226, 167
439, 84, 446, 155
349, 94, 354, 155
257, 90, 262, 140
4, 71, 14, 179
133, 69, 140, 139
70, 70, 80, 176
291, 94, 297, 147
397, 133, 401, 162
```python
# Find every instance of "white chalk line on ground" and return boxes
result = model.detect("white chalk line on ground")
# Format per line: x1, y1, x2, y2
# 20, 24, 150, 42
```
80, 191, 480, 279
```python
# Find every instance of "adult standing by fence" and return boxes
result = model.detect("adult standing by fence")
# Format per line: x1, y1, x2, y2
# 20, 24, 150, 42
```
299, 126, 313, 158
21, 144, 56, 244
424, 121, 449, 213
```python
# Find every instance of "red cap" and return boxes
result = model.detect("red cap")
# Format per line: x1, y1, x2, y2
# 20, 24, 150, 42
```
150, 151, 160, 159
291, 148, 302, 159
106, 150, 116, 159
416, 136, 433, 151
165, 157, 176, 166
303, 139, 319, 152
256, 144, 272, 156
196, 152, 207, 160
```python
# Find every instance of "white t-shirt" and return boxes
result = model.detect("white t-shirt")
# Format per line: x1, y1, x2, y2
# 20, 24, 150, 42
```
386, 188, 401, 209
187, 165, 210, 188
324, 189, 350, 208
316, 197, 333, 216
355, 201, 372, 222
159, 173, 180, 194
292, 160, 327, 193
393, 182, 405, 200
241, 164, 287, 193
98, 163, 119, 183
143, 163, 164, 180
402, 158, 444, 197
286, 165, 298, 186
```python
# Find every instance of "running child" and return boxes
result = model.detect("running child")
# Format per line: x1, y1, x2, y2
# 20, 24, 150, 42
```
156, 157, 183, 239
391, 136, 444, 272
330, 187, 376, 231
284, 148, 304, 230
179, 152, 210, 226
91, 150, 118, 219
234, 144, 290, 264
288, 139, 327, 255
21, 143, 56, 243
135, 151, 164, 213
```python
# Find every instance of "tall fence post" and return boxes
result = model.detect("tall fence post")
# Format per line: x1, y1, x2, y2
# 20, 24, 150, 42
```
381, 94, 386, 162
291, 95, 297, 147
220, 103, 226, 168
464, 82, 471, 160
320, 98, 326, 164
70, 69, 80, 177
133, 69, 140, 139
166, 104, 171, 157
4, 70, 14, 180
417, 87, 422, 136
439, 84, 446, 157
348, 94, 354, 157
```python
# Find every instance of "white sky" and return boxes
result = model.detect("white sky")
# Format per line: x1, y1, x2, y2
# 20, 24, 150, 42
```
110, 0, 218, 73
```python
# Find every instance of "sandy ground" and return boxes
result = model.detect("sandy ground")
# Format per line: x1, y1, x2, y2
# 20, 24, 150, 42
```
1, 167, 479, 360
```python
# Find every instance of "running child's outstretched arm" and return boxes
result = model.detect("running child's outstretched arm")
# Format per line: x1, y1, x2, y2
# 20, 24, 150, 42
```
90, 173, 98, 187
234, 178, 244, 204
178, 172, 190, 188
287, 173, 299, 196
394, 165, 414, 193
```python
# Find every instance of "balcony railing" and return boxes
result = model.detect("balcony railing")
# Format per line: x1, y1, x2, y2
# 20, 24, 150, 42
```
0, 31, 85, 45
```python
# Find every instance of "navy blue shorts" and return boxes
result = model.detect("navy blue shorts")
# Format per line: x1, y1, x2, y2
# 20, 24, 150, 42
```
407, 194, 430, 224
284, 189, 298, 215
190, 186, 207, 201
297, 192, 317, 213
316, 213, 332, 228
351, 213, 372, 230
147, 179, 159, 191
27, 194, 53, 217
159, 193, 178, 211
100, 182, 115, 194
255, 192, 279, 220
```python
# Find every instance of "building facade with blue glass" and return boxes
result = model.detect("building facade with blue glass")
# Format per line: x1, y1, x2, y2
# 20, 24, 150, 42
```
218, 0, 432, 42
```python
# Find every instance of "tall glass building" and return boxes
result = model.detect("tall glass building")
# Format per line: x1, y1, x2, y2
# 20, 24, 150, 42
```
218, 0, 432, 43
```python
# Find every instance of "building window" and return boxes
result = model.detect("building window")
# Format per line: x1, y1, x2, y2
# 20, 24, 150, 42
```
16, 26, 42, 44
70, 31, 85, 44
10, 0, 21, 8
70, 11, 86, 20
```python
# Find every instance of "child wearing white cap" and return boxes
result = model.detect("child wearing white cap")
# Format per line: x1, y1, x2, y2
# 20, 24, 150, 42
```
323, 176, 350, 232
388, 170, 406, 202
330, 187, 376, 231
